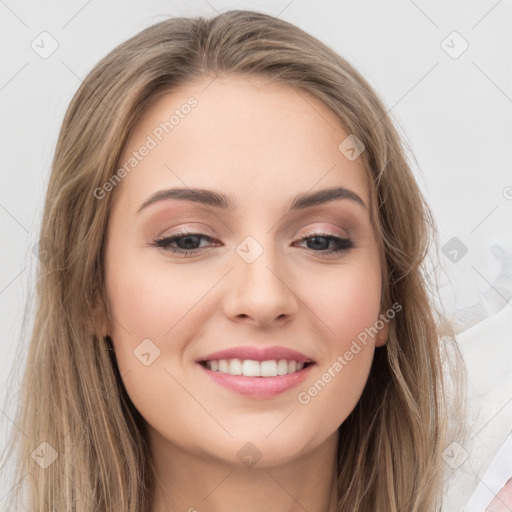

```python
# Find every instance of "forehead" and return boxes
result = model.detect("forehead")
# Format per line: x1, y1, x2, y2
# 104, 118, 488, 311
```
113, 75, 371, 214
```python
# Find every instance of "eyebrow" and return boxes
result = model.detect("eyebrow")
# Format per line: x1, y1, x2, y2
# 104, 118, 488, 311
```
136, 186, 367, 214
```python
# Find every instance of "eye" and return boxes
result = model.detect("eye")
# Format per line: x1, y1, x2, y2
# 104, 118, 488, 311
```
294, 232, 355, 255
150, 229, 354, 258
150, 230, 218, 257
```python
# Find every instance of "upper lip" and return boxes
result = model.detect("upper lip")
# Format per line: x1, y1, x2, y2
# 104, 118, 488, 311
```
197, 345, 315, 363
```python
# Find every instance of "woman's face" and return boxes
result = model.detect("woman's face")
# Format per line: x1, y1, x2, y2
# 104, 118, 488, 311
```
103, 75, 386, 467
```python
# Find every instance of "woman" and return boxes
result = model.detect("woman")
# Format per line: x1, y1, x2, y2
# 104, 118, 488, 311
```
1, 10, 463, 511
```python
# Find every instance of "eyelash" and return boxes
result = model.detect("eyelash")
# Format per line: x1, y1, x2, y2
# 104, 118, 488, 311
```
150, 229, 355, 257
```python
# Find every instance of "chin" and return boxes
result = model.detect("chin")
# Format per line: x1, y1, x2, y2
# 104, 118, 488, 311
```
201, 423, 334, 469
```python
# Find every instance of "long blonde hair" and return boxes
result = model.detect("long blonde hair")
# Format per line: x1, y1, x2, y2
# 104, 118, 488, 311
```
1, 10, 464, 511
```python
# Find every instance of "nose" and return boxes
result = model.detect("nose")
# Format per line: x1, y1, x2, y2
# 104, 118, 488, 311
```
222, 243, 299, 328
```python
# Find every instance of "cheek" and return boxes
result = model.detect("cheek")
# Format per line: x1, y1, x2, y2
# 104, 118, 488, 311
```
305, 258, 382, 347
105, 260, 208, 436
293, 258, 381, 426
106, 258, 214, 343
104, 258, 187, 386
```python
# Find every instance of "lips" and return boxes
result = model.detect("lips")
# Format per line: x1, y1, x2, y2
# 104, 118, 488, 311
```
197, 345, 315, 363
195, 345, 316, 398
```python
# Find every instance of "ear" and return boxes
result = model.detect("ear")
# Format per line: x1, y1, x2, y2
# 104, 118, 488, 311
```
375, 314, 389, 347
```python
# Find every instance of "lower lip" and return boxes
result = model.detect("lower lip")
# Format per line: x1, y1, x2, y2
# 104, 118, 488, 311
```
198, 363, 314, 398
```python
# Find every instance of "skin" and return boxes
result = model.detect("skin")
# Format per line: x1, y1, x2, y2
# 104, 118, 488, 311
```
101, 75, 388, 511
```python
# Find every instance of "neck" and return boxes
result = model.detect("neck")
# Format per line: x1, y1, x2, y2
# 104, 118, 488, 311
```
148, 428, 339, 512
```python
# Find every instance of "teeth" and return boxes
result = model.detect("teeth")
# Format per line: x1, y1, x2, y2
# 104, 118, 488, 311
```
260, 360, 277, 377
204, 359, 308, 376
242, 360, 261, 377
229, 358, 243, 375
277, 359, 288, 375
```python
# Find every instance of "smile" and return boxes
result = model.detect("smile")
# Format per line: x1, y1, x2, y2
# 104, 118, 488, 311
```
196, 345, 316, 398
200, 358, 311, 376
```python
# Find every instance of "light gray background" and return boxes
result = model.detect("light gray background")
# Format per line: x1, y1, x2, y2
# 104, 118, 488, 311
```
1, 1, 511, 510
